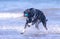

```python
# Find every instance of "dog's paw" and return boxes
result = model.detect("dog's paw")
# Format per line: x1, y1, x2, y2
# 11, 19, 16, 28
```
20, 32, 24, 34
28, 25, 30, 27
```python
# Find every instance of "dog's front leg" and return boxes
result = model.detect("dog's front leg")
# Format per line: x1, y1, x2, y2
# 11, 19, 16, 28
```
24, 21, 28, 29
21, 21, 28, 33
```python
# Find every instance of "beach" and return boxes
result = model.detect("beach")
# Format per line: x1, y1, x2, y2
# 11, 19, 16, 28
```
0, 8, 60, 39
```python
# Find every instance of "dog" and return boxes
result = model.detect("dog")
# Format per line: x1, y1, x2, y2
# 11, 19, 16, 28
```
22, 8, 47, 33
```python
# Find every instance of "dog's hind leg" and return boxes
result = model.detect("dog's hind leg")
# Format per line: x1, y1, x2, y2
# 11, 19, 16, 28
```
42, 20, 47, 30
35, 20, 40, 30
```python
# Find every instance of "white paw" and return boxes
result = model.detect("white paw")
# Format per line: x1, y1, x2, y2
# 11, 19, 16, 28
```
21, 29, 26, 34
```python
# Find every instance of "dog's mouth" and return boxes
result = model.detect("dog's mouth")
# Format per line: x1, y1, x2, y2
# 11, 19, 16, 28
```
25, 14, 28, 16
24, 13, 29, 17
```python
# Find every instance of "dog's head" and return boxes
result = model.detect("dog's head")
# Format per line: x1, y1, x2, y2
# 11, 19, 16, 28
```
24, 9, 30, 17
24, 8, 34, 17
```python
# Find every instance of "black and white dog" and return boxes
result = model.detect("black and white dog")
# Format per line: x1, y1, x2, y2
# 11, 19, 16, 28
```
22, 8, 47, 33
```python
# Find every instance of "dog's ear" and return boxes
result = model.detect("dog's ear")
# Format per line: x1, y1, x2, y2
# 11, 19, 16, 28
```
26, 9, 30, 13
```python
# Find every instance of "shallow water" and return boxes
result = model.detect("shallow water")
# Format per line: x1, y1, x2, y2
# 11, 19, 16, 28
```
0, 30, 60, 39
0, 11, 60, 39
0, 8, 60, 39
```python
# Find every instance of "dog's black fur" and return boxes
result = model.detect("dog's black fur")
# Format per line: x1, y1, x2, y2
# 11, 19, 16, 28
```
24, 8, 47, 30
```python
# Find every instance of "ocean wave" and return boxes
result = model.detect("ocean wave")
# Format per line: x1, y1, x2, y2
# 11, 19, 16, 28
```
0, 13, 23, 19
